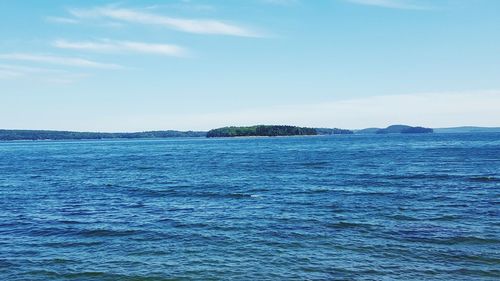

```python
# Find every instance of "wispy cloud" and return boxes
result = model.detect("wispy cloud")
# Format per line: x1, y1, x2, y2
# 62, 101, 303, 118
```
345, 0, 427, 10
52, 39, 188, 57
0, 64, 65, 74
45, 16, 80, 24
0, 69, 22, 79
68, 7, 261, 37
144, 3, 216, 13
261, 0, 299, 6
0, 53, 123, 69
0, 64, 89, 83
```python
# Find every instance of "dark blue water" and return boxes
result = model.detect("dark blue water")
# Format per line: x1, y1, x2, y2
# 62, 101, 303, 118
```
1, 133, 499, 280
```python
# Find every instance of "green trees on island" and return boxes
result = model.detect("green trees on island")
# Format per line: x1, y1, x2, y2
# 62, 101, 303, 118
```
206, 125, 318, 138
315, 128, 354, 135
0, 126, 356, 140
0, 130, 206, 141
0, 124, 441, 140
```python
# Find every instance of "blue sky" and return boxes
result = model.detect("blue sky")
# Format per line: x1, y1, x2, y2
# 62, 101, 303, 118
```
1, 0, 499, 131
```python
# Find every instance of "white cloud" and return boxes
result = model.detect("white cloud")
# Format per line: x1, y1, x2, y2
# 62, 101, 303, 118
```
0, 64, 88, 83
0, 69, 22, 79
0, 53, 123, 69
41, 74, 90, 84
345, 0, 426, 10
261, 0, 299, 5
68, 7, 260, 37
52, 39, 188, 57
45, 16, 80, 24
144, 3, 216, 12
0, 64, 64, 74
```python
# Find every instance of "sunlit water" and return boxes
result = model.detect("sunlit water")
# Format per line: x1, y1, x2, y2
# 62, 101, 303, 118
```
1, 133, 499, 280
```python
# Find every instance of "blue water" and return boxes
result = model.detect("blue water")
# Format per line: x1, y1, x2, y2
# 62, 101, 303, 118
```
1, 133, 499, 280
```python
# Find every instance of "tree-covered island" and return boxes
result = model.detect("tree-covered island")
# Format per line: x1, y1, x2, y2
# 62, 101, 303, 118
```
206, 125, 317, 137
206, 125, 353, 138
0, 130, 206, 141
0, 126, 352, 140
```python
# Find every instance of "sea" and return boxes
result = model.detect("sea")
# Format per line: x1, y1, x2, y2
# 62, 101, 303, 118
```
0, 133, 499, 280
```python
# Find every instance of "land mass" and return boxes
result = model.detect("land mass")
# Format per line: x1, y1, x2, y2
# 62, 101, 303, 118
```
433, 126, 500, 133
206, 125, 354, 138
0, 126, 354, 140
2, 125, 498, 141
0, 130, 206, 141
207, 125, 316, 138
355, 125, 433, 134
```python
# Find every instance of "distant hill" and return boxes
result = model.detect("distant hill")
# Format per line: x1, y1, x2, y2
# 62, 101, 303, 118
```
355, 125, 433, 134
0, 130, 206, 141
377, 125, 433, 134
356, 125, 500, 134
433, 126, 500, 133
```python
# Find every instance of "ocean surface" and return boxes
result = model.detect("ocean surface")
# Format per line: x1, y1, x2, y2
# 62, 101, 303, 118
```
0, 133, 499, 280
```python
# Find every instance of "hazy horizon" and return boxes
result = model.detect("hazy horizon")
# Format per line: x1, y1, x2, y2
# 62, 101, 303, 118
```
1, 0, 499, 131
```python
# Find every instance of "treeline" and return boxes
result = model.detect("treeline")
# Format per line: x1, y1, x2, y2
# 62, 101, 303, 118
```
315, 128, 354, 135
1, 125, 357, 140
206, 125, 319, 138
0, 130, 206, 141
399, 127, 433, 134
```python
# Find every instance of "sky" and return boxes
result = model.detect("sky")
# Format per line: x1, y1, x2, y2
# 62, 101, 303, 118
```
1, 0, 499, 131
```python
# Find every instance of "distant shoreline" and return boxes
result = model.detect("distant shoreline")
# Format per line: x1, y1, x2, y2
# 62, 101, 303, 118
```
1, 125, 499, 141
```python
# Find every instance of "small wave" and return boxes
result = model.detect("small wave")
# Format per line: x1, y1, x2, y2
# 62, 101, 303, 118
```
429, 215, 460, 221
0, 260, 16, 268
58, 219, 88, 224
469, 176, 499, 182
294, 188, 330, 195
308, 188, 330, 193
444, 268, 500, 278
79, 228, 141, 237
173, 222, 210, 229
441, 252, 500, 265
337, 190, 395, 196
187, 191, 260, 199
387, 174, 454, 180
166, 207, 195, 212
326, 221, 375, 229
43, 241, 104, 249
301, 161, 330, 167
405, 235, 499, 245
226, 193, 257, 199
27, 271, 148, 280
387, 214, 419, 221
441, 236, 500, 245
127, 250, 169, 256
47, 258, 75, 264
